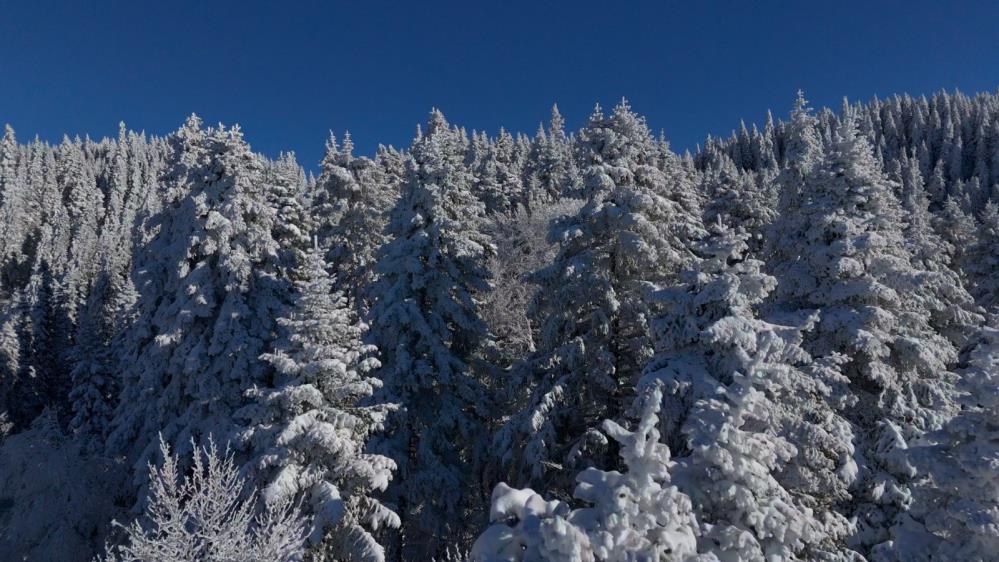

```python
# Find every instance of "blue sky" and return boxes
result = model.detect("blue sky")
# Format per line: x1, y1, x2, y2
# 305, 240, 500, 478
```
2, 0, 997, 168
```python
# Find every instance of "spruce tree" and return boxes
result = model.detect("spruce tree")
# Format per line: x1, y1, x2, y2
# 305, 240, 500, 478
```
643, 222, 858, 560
108, 117, 290, 493
367, 110, 494, 558
312, 133, 396, 311
496, 101, 704, 495
237, 248, 399, 562
769, 112, 978, 554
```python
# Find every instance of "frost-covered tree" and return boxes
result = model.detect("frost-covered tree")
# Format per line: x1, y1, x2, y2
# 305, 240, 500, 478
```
496, 101, 704, 494
933, 196, 977, 278
68, 266, 123, 446
236, 247, 399, 561
769, 111, 980, 553
472, 128, 523, 214
59, 136, 103, 312
676, 329, 853, 561
0, 125, 32, 289
0, 303, 21, 420
311, 133, 397, 310
479, 197, 584, 367
104, 437, 308, 562
7, 259, 74, 429
571, 383, 705, 561
525, 104, 579, 203
772, 112, 970, 430
872, 326, 999, 561
108, 116, 290, 494
773, 91, 823, 221
967, 201, 999, 312
471, 483, 594, 562
701, 158, 777, 255
367, 109, 494, 558
266, 151, 313, 282
473, 383, 707, 562
642, 223, 858, 560
892, 152, 949, 273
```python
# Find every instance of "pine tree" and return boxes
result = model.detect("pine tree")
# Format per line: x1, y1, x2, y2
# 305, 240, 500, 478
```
265, 151, 312, 282
701, 157, 777, 255
0, 302, 21, 422
967, 201, 999, 312
496, 101, 704, 495
874, 326, 999, 561
4, 259, 74, 429
473, 383, 708, 562
769, 112, 976, 554
642, 222, 858, 560
237, 248, 399, 562
367, 109, 494, 558
67, 266, 122, 447
933, 196, 977, 277
312, 133, 396, 311
108, 117, 290, 494
0, 126, 33, 290
525, 105, 578, 204
59, 136, 104, 317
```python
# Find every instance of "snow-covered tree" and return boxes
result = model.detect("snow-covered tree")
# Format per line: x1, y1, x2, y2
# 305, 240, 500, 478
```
967, 201, 999, 312
473, 383, 707, 562
525, 104, 579, 203
772, 111, 970, 430
67, 266, 123, 446
769, 111, 980, 554
0, 125, 32, 290
571, 382, 705, 561
104, 437, 308, 562
108, 117, 290, 495
311, 133, 397, 311
773, 91, 823, 222
933, 196, 977, 279
0, 302, 21, 420
472, 128, 523, 214
479, 197, 584, 367
6, 259, 74, 429
266, 151, 313, 282
642, 222, 858, 560
367, 109, 494, 558
872, 326, 999, 561
496, 101, 704, 494
59, 136, 104, 312
701, 158, 777, 255
236, 247, 399, 561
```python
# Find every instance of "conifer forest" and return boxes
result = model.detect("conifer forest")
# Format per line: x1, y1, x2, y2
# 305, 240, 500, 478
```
1, 90, 998, 561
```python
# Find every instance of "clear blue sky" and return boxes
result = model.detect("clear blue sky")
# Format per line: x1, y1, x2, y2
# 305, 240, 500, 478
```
2, 0, 997, 169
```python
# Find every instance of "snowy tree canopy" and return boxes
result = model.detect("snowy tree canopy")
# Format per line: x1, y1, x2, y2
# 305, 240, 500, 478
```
1, 90, 999, 562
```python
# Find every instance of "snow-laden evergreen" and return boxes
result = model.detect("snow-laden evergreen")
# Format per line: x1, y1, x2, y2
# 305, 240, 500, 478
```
473, 383, 708, 562
367, 110, 495, 558
312, 133, 398, 311
641, 221, 858, 560
107, 117, 291, 495
496, 101, 704, 495
237, 247, 399, 562
874, 325, 999, 561
67, 265, 124, 446
265, 151, 313, 283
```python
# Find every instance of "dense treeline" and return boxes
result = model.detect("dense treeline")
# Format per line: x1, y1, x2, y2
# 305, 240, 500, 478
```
0, 90, 997, 561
